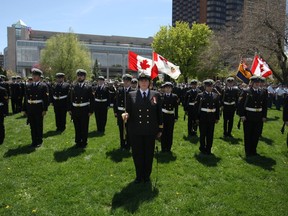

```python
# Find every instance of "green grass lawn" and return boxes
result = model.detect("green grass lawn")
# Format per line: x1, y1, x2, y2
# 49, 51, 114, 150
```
0, 105, 287, 216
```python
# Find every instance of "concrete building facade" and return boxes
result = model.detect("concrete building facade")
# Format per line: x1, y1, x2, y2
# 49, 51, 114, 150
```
4, 20, 153, 78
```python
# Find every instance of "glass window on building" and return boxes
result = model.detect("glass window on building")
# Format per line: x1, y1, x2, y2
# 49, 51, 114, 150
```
108, 53, 123, 68
92, 52, 108, 67
16, 46, 39, 63
15, 28, 22, 39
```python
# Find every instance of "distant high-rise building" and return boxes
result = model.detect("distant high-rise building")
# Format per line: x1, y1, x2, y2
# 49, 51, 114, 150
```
172, 0, 244, 30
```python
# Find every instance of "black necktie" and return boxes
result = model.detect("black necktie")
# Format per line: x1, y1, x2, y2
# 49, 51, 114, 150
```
143, 92, 147, 100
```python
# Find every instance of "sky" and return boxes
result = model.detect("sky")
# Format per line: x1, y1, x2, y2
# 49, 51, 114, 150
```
0, 0, 172, 53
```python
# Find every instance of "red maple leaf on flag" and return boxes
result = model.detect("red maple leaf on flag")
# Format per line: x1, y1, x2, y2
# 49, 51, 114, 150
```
140, 60, 150, 70
260, 64, 265, 72
159, 55, 168, 63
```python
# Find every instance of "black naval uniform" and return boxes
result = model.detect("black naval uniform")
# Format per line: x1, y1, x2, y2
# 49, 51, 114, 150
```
93, 85, 109, 133
161, 93, 178, 152
0, 86, 8, 144
114, 86, 133, 150
68, 82, 95, 147
0, 80, 9, 114
10, 81, 22, 114
196, 91, 220, 154
283, 94, 288, 122
23, 82, 49, 147
221, 87, 239, 137
238, 88, 268, 156
184, 88, 201, 136
126, 89, 163, 182
52, 81, 70, 131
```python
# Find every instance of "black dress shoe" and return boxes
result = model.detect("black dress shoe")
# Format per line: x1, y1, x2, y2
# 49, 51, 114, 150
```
35, 143, 42, 148
144, 178, 151, 183
134, 179, 142, 184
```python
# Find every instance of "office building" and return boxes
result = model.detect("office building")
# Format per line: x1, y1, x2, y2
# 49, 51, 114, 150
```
172, 0, 244, 30
4, 20, 153, 78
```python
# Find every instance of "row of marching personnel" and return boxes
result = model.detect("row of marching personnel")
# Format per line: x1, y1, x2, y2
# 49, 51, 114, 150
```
0, 69, 287, 183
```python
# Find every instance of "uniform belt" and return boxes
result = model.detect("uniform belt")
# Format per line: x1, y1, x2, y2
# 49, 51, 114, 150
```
53, 95, 68, 100
245, 107, 262, 112
201, 108, 216, 113
28, 99, 43, 104
72, 102, 90, 107
0, 102, 3, 106
95, 98, 107, 102
224, 101, 235, 105
117, 107, 125, 111
188, 102, 196, 106
162, 108, 174, 114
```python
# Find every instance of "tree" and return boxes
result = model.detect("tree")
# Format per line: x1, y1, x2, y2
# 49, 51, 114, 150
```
219, 0, 287, 83
152, 21, 213, 82
40, 32, 92, 81
92, 59, 101, 80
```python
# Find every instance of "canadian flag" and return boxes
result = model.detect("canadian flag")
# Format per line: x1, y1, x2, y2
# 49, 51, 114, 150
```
250, 55, 273, 78
153, 52, 181, 79
128, 51, 158, 79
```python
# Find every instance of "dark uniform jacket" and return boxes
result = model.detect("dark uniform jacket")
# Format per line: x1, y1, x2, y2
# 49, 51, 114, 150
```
196, 91, 220, 122
184, 88, 201, 113
0, 86, 8, 115
68, 83, 95, 113
10, 82, 22, 99
126, 90, 163, 135
0, 82, 10, 98
162, 93, 179, 120
113, 87, 133, 114
93, 85, 110, 107
283, 94, 288, 122
23, 82, 49, 112
52, 82, 70, 107
221, 87, 240, 110
238, 88, 268, 121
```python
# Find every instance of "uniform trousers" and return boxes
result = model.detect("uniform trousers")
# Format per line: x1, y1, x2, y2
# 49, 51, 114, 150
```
199, 121, 215, 154
28, 106, 44, 145
161, 113, 175, 152
223, 107, 235, 136
54, 104, 67, 131
95, 102, 108, 132
130, 134, 155, 181
243, 120, 263, 156
72, 106, 89, 146
0, 113, 4, 144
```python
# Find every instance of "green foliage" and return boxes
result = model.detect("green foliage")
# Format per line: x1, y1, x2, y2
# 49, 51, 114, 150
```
40, 33, 92, 81
152, 22, 213, 82
0, 107, 287, 215
92, 59, 101, 81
